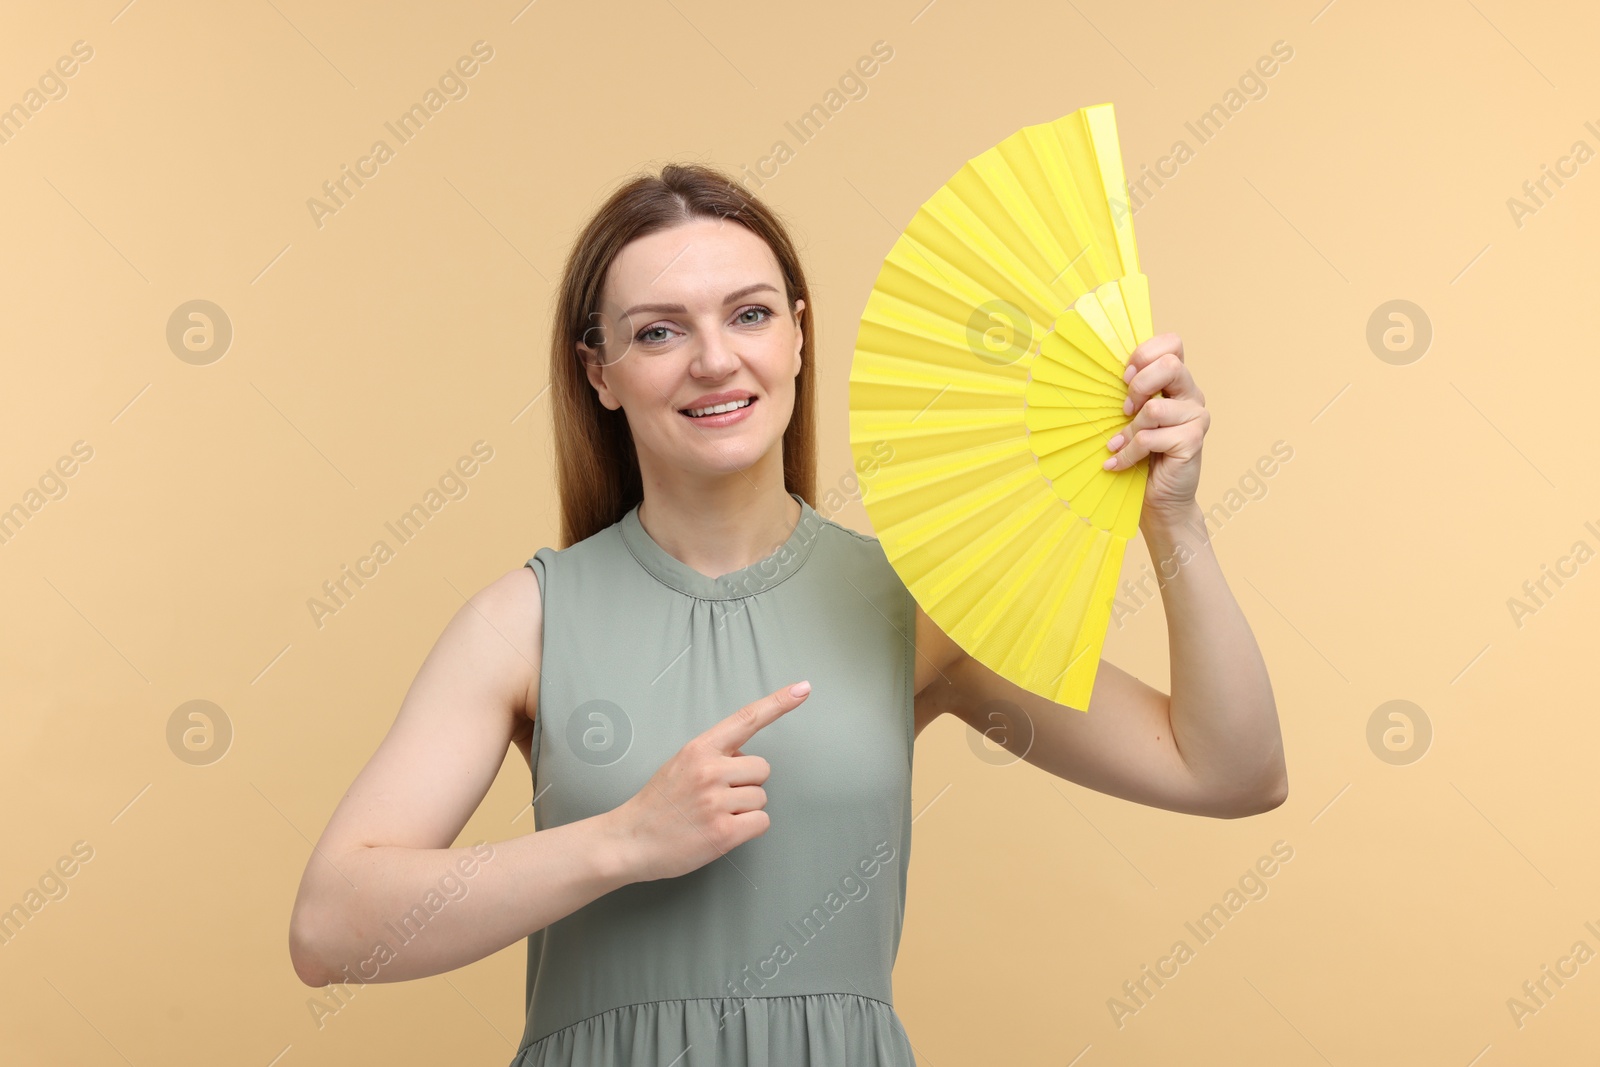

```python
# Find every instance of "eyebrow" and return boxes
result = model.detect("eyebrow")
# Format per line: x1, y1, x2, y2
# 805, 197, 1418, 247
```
622, 283, 781, 318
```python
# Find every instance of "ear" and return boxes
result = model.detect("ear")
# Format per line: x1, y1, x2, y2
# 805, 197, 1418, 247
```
577, 341, 620, 410
791, 297, 806, 377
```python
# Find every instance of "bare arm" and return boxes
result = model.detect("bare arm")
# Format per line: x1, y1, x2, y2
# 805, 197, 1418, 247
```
914, 556, 1286, 820
286, 564, 634, 987
1141, 501, 1286, 812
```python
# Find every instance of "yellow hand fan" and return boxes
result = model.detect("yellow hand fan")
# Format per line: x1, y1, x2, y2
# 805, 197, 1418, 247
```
847, 102, 1154, 712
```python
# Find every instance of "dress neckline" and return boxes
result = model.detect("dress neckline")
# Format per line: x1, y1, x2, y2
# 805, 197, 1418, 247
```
619, 490, 824, 601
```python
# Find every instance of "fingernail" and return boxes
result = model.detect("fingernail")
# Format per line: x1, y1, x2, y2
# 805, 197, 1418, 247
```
1123, 396, 1133, 415
1102, 456, 1118, 470
1123, 362, 1137, 382
1107, 433, 1124, 450
790, 681, 811, 697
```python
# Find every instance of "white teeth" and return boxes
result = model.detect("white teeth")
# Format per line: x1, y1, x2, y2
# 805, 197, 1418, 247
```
684, 398, 752, 418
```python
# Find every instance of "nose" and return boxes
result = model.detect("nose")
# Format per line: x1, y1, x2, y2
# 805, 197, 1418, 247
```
689, 324, 741, 378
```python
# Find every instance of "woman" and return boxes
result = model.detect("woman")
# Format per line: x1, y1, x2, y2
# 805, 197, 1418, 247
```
287, 162, 1287, 1066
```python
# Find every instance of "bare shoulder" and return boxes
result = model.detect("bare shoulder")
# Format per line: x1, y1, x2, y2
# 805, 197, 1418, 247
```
473, 564, 544, 737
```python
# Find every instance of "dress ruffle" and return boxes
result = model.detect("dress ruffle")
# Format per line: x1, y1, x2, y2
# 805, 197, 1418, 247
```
509, 992, 916, 1066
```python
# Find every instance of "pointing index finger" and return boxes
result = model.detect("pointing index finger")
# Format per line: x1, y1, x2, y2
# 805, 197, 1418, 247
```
700, 681, 811, 755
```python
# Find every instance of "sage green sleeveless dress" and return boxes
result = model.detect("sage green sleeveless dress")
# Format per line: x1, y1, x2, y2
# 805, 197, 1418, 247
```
511, 491, 919, 1066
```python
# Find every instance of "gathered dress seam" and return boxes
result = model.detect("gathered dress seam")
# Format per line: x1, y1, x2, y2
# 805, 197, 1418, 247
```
515, 990, 899, 1056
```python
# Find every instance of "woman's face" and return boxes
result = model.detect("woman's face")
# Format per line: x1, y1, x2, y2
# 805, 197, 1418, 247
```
579, 216, 805, 486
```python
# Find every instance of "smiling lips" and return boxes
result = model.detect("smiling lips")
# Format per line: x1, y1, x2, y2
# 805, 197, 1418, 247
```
680, 396, 757, 425
683, 396, 753, 417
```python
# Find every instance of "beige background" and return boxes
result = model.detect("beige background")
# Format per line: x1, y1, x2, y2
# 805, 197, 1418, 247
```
3, 0, 1597, 1063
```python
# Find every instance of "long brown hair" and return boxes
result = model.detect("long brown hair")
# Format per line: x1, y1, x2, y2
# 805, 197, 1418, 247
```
546, 162, 818, 548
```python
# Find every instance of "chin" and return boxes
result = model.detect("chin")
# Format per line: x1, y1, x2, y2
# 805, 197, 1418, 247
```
681, 437, 783, 475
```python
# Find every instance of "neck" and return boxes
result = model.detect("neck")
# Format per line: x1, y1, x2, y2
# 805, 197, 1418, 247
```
635, 459, 801, 581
